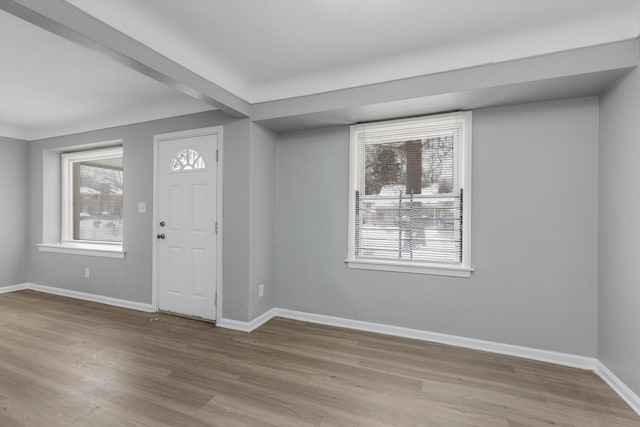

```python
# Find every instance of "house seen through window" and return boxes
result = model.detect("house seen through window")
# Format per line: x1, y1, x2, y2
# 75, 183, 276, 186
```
348, 112, 472, 276
62, 147, 124, 244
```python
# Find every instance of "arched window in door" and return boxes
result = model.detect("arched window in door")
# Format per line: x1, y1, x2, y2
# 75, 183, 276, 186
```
169, 148, 206, 172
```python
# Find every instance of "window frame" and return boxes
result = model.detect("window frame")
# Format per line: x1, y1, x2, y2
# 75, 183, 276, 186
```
60, 145, 124, 251
346, 111, 473, 277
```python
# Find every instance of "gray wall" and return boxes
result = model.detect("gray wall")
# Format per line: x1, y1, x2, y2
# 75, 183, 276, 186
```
248, 123, 277, 320
26, 111, 251, 321
275, 98, 599, 356
598, 67, 640, 395
0, 137, 29, 287
221, 118, 252, 320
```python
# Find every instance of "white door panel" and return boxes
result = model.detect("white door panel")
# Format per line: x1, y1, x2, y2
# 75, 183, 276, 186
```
157, 132, 218, 320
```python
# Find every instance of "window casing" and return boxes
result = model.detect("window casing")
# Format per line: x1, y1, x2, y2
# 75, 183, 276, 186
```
347, 112, 472, 277
61, 146, 124, 248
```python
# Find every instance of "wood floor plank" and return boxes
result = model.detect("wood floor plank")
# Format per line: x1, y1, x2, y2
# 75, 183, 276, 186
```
0, 290, 637, 426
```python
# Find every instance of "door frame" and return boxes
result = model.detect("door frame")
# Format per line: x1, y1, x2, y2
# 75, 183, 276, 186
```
151, 126, 224, 322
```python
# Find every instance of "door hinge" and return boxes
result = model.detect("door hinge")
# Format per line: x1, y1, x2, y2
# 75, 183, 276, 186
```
215, 293, 217, 305
216, 149, 219, 162
215, 222, 218, 233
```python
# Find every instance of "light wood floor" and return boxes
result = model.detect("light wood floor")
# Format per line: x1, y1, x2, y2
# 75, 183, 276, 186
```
0, 290, 637, 426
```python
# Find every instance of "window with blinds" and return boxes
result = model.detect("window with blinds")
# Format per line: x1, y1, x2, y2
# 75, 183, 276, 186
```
347, 112, 472, 276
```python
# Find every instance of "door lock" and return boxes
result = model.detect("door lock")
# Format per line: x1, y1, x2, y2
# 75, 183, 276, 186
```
157, 233, 166, 239
159, 221, 166, 227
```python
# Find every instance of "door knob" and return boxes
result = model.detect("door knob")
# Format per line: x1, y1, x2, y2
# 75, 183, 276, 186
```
157, 233, 165, 239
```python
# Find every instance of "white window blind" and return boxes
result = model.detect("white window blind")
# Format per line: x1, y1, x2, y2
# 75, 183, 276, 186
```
348, 112, 472, 274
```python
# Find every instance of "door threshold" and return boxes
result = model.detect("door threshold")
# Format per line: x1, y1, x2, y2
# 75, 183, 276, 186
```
158, 310, 216, 325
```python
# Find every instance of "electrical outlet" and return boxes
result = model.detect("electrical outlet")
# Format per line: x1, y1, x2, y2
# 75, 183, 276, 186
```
258, 283, 264, 298
84, 268, 90, 278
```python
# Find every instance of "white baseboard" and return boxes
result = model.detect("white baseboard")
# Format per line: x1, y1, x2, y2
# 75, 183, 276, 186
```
217, 307, 277, 332
219, 307, 639, 416
274, 308, 598, 371
215, 318, 250, 332
216, 307, 595, 369
595, 361, 640, 416
1, 282, 153, 312
0, 284, 29, 294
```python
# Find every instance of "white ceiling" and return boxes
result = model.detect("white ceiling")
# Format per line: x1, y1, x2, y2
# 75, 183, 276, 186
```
0, 9, 214, 141
67, 0, 640, 102
2, 1, 640, 140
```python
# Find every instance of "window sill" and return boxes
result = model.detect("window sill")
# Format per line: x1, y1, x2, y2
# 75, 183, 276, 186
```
345, 259, 472, 277
37, 243, 126, 259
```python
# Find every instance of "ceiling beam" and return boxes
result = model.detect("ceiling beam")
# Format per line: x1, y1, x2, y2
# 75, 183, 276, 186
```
252, 38, 639, 123
0, 0, 251, 118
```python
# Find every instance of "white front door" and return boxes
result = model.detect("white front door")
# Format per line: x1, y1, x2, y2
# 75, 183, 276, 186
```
156, 128, 220, 320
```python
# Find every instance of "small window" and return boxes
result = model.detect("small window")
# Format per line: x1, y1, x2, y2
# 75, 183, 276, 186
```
170, 148, 206, 172
61, 147, 124, 244
347, 112, 472, 277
